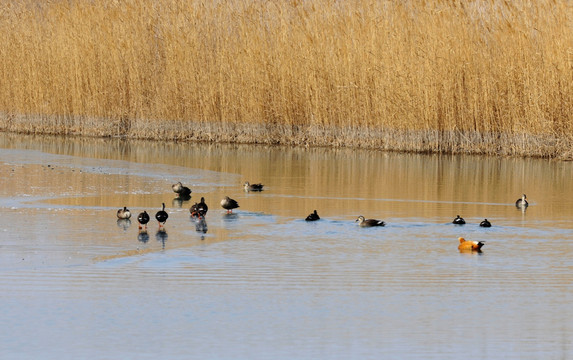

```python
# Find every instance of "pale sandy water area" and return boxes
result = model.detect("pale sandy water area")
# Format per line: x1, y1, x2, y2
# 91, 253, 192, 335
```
0, 133, 572, 359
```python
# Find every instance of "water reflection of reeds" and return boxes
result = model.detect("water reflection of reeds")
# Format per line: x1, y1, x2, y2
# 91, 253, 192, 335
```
2, 133, 573, 224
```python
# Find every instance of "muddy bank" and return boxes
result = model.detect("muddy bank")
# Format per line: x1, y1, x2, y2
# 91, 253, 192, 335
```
2, 114, 573, 159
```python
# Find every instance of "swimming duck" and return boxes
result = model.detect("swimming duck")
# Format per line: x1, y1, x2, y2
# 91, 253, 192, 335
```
244, 182, 264, 191
221, 196, 239, 214
356, 215, 385, 227
137, 210, 150, 230
452, 215, 466, 225
458, 237, 485, 252
479, 219, 491, 227
515, 194, 528, 208
117, 206, 131, 219
172, 181, 192, 197
305, 210, 320, 221
155, 203, 169, 227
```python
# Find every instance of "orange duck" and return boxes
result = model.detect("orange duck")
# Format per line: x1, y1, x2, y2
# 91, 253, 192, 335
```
457, 237, 485, 252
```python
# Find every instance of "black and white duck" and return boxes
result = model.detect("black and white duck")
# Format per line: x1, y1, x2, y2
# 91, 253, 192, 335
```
452, 215, 466, 225
479, 219, 492, 227
197, 197, 208, 217
137, 210, 150, 230
155, 203, 169, 227
190, 198, 208, 219
305, 210, 320, 221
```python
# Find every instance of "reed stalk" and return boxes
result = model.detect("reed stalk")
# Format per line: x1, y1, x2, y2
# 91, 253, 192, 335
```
0, 0, 572, 158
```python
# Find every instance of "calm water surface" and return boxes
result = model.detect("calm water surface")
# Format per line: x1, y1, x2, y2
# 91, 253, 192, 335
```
0, 134, 572, 359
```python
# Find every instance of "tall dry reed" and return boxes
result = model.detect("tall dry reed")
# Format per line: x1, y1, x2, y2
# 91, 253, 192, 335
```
0, 0, 572, 157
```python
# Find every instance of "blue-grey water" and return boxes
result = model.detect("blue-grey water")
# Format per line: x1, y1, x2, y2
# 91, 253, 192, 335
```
0, 134, 571, 359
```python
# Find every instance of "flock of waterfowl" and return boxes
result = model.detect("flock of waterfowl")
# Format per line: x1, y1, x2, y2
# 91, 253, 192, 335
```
116, 181, 261, 231
117, 182, 530, 253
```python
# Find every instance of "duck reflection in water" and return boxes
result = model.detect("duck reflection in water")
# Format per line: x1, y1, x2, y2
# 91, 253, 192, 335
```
137, 230, 150, 244
194, 217, 208, 234
172, 196, 189, 208
156, 228, 168, 249
222, 212, 239, 221
116, 218, 131, 231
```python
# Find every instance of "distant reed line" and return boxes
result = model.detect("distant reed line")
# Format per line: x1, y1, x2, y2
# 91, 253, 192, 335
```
0, 0, 572, 158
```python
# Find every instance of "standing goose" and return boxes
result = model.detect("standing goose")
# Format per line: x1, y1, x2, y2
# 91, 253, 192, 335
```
515, 194, 528, 208
137, 211, 150, 230
305, 210, 320, 221
356, 215, 385, 227
155, 203, 169, 227
452, 215, 466, 225
117, 206, 131, 219
244, 182, 264, 192
221, 196, 239, 214
479, 219, 492, 227
458, 237, 485, 252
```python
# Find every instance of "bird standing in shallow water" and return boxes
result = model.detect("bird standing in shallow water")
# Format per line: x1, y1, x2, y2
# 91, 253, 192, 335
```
305, 210, 320, 221
244, 182, 264, 191
172, 181, 192, 198
356, 215, 385, 227
197, 197, 208, 217
458, 237, 485, 252
515, 194, 529, 208
453, 215, 466, 225
480, 219, 491, 227
190, 202, 199, 217
137, 211, 150, 230
117, 206, 131, 219
155, 203, 169, 228
221, 196, 239, 214
191, 197, 209, 218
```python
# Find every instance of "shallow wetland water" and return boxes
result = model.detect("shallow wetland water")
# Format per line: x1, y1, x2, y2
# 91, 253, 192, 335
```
0, 133, 572, 359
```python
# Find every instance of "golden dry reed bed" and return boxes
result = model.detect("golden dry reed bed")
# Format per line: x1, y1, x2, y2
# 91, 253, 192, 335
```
0, 0, 572, 158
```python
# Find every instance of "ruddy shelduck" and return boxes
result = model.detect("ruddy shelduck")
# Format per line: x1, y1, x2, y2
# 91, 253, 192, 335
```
458, 237, 484, 251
